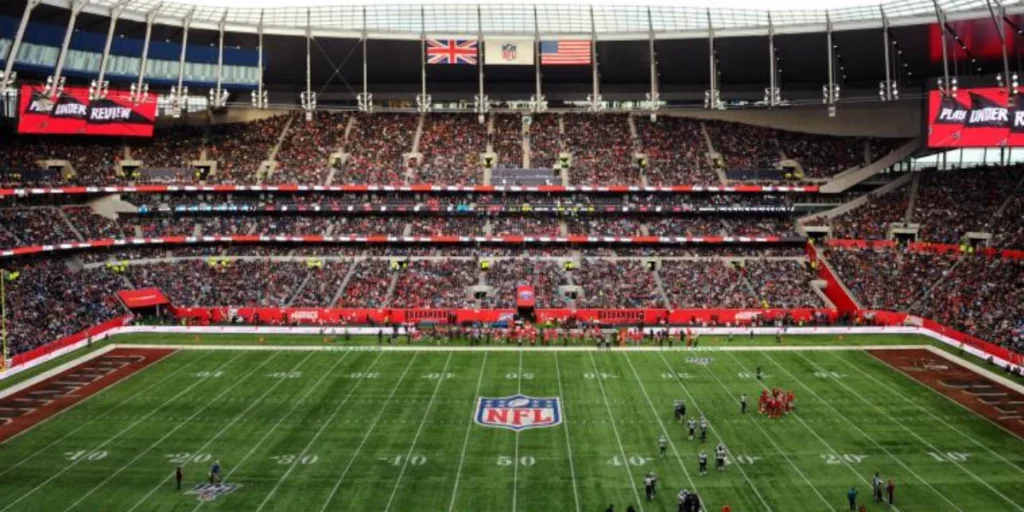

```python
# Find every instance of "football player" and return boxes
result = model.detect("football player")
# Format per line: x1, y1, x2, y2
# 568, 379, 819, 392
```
716, 442, 727, 471
659, 434, 668, 458
698, 450, 708, 476
687, 417, 697, 440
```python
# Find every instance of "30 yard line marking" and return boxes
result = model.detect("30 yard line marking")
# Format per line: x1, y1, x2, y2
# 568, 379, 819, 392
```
512, 350, 523, 512
588, 352, 646, 511
695, 356, 835, 511
257, 350, 396, 512
724, 351, 902, 512
0, 351, 249, 512
791, 351, 1024, 512
315, 353, 419, 512
849, 351, 1024, 476
61, 352, 289, 512
446, 352, 489, 512
553, 351, 582, 512
656, 351, 773, 512
383, 352, 455, 512
763, 352, 966, 512
126, 350, 337, 512
0, 352, 202, 477
621, 353, 703, 505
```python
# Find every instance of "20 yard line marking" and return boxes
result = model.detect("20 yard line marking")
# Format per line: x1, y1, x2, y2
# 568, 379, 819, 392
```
656, 351, 773, 512
512, 350, 523, 512
0, 351, 249, 512
446, 352, 489, 512
61, 352, 289, 512
763, 352, 966, 512
588, 352, 646, 511
553, 352, 582, 512
383, 352, 456, 512
724, 351, 902, 512
791, 351, 1024, 512
256, 350, 396, 512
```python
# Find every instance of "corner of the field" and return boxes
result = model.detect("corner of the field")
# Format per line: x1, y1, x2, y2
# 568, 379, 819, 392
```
0, 344, 120, 400
922, 345, 1024, 395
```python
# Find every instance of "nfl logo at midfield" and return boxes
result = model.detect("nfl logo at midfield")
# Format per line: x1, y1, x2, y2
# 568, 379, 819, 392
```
185, 482, 241, 502
476, 395, 562, 431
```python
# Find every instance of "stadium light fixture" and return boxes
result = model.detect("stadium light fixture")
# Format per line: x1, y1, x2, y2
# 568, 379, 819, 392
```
89, 79, 109, 101
357, 92, 374, 113
251, 89, 268, 109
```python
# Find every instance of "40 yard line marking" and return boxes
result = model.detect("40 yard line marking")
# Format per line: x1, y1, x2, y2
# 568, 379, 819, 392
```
763, 352, 966, 512
446, 352, 489, 512
724, 351, 902, 512
383, 352, 456, 512
791, 351, 1024, 512
588, 352, 646, 511
60, 352, 289, 512
0, 352, 249, 512
315, 353, 420, 512
656, 351, 773, 512
553, 352, 582, 512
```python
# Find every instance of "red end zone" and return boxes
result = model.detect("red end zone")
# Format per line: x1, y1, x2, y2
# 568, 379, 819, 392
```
0, 348, 174, 443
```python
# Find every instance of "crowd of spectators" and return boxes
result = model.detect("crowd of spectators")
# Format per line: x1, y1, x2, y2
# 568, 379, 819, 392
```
336, 260, 392, 307
0, 207, 80, 246
483, 259, 569, 308
646, 218, 724, 237
528, 114, 563, 169
340, 114, 416, 185
721, 217, 798, 237
659, 260, 760, 309
389, 260, 479, 308
492, 114, 524, 168
207, 115, 290, 184
992, 194, 1024, 249
490, 216, 563, 237
271, 112, 348, 184
566, 217, 642, 237
128, 259, 304, 307
743, 259, 823, 308
289, 261, 353, 307
775, 131, 867, 179
705, 121, 780, 172
563, 114, 637, 185
820, 188, 909, 240
63, 206, 128, 240
635, 116, 714, 185
129, 125, 204, 171
333, 217, 407, 236
827, 248, 958, 311
913, 167, 1023, 244
408, 216, 486, 236
575, 260, 662, 308
415, 114, 486, 185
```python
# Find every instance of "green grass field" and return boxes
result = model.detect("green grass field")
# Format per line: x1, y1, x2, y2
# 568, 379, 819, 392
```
2, 335, 1023, 512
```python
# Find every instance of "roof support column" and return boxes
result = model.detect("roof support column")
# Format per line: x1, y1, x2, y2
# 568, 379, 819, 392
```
417, 6, 430, 113
474, 5, 487, 124
1, 0, 43, 96
986, 0, 1015, 105
358, 6, 372, 112
169, 8, 194, 117
587, 5, 602, 112
93, 0, 130, 101
932, 0, 956, 97
47, 0, 89, 99
766, 12, 778, 108
704, 9, 720, 109
130, 4, 159, 105
646, 6, 659, 119
823, 12, 839, 116
209, 11, 228, 108
531, 6, 545, 113
251, 10, 267, 109
300, 8, 315, 120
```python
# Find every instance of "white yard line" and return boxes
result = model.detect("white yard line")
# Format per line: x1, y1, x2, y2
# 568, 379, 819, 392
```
0, 353, 201, 475
60, 352, 286, 512
126, 350, 327, 512
512, 350, 523, 512
117, 343, 930, 353
695, 356, 835, 511
620, 353, 703, 506
655, 351, 773, 511
723, 351, 902, 512
763, 352, 967, 512
0, 351, 249, 512
791, 350, 1024, 512
553, 351, 582, 512
382, 352, 456, 512
847, 351, 1024, 475
314, 353, 418, 512
446, 352, 489, 512
587, 352, 646, 512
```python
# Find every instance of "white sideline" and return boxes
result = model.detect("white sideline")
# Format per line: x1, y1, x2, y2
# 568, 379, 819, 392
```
0, 344, 118, 400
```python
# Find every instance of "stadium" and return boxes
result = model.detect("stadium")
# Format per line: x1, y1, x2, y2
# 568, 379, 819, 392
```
0, 0, 1022, 510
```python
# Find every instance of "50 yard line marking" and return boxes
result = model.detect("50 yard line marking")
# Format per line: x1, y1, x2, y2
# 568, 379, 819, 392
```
446, 352, 489, 512
0, 352, 249, 512
554, 351, 581, 512
383, 352, 455, 512
588, 352, 645, 511
791, 351, 1024, 512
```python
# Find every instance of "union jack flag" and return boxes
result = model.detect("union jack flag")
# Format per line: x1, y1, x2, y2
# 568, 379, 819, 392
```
426, 39, 479, 65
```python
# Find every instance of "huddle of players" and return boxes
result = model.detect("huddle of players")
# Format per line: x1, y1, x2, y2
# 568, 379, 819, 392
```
758, 388, 795, 419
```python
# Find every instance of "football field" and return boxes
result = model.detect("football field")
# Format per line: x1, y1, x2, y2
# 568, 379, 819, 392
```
2, 338, 1023, 512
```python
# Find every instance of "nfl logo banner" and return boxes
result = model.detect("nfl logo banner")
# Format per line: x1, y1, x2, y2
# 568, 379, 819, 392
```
476, 395, 562, 431
485, 39, 534, 65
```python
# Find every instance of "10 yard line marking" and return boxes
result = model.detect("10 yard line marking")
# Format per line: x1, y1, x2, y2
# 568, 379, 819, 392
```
553, 352, 582, 512
656, 351, 774, 512
315, 353, 420, 512
724, 351, 902, 512
512, 350, 523, 512
60, 353, 288, 512
763, 352, 966, 512
0, 352, 249, 512
383, 352, 455, 512
792, 351, 1024, 512
588, 352, 646, 511
0, 353, 203, 477
446, 352, 489, 512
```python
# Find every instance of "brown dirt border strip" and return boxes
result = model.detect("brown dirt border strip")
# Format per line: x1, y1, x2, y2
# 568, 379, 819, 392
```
0, 348, 175, 443
867, 348, 1024, 440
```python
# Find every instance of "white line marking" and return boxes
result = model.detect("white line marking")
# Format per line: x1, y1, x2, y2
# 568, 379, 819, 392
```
792, 350, 1024, 511
553, 352, 582, 512
763, 352, 966, 512
447, 352, 489, 512
60, 352, 287, 512
314, 353, 418, 512
656, 351, 773, 511
588, 352, 645, 511
125, 350, 329, 512
512, 350, 523, 512
383, 352, 455, 512
0, 352, 249, 512
117, 343, 931, 353
0, 344, 119, 399
723, 351, 902, 512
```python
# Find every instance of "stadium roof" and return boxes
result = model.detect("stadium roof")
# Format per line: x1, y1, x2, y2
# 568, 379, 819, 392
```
39, 0, 1022, 39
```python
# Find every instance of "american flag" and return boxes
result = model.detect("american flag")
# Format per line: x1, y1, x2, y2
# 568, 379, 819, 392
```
540, 40, 591, 65
426, 39, 479, 65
